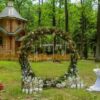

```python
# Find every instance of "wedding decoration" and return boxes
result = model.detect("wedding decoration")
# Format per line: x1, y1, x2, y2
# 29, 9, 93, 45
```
19, 27, 83, 94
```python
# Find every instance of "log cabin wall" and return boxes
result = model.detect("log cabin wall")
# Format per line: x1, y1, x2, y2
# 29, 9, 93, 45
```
0, 35, 15, 54
0, 19, 24, 32
0, 33, 4, 54
0, 18, 26, 54
5, 36, 15, 54
0, 19, 10, 32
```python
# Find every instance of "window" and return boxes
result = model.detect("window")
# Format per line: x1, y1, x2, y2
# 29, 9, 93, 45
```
9, 36, 12, 50
18, 21, 21, 25
0, 37, 3, 45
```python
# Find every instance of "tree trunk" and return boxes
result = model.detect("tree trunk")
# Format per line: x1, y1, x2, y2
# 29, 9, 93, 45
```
64, 0, 69, 32
83, 42, 88, 59
38, 0, 42, 26
42, 0, 43, 4
58, 0, 61, 28
15, 0, 25, 14
79, 0, 85, 59
95, 0, 100, 61
52, 0, 56, 26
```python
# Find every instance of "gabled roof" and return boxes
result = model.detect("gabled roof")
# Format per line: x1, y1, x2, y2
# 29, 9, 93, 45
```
0, 1, 27, 21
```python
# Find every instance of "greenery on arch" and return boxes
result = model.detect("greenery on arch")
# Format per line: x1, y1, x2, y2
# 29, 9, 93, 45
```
19, 27, 79, 94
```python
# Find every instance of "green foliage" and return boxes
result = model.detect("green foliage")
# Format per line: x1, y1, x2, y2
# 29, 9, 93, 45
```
0, 0, 97, 35
0, 0, 97, 58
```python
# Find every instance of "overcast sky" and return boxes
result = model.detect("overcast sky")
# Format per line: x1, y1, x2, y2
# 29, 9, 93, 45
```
33, 0, 98, 8
71, 0, 80, 3
33, 0, 80, 4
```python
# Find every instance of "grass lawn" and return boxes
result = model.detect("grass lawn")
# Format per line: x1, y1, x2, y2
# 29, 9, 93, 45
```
0, 60, 100, 100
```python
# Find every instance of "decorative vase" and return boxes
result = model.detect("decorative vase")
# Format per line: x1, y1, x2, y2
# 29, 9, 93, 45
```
87, 68, 100, 91
0, 83, 4, 91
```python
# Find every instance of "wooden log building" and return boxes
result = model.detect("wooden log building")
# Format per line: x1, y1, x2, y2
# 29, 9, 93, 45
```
0, 0, 26, 55
0, 1, 70, 61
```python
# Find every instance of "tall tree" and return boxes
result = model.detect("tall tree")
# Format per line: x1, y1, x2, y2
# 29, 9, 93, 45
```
58, 0, 62, 27
79, 0, 86, 58
42, 0, 44, 4
38, 0, 42, 26
51, 0, 56, 61
14, 0, 26, 13
96, 0, 100, 61
64, 0, 69, 32
52, 0, 56, 26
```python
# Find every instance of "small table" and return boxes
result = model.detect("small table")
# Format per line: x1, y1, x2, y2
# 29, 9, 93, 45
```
87, 68, 100, 91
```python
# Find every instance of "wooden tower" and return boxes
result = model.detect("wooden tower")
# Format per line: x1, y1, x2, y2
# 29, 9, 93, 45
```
0, 0, 27, 55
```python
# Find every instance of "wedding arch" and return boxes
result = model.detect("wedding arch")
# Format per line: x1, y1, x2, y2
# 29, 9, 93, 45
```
19, 27, 79, 94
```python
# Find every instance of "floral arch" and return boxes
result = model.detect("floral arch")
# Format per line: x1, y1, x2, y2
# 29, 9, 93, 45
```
19, 27, 79, 94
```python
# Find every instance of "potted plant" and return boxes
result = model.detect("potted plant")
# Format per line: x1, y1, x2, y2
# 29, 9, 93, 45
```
0, 83, 4, 91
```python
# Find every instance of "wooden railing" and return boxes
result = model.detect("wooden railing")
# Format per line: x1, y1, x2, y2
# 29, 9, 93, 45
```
0, 54, 71, 61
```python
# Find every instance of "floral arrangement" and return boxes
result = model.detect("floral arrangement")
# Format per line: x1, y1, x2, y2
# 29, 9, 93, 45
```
19, 27, 84, 94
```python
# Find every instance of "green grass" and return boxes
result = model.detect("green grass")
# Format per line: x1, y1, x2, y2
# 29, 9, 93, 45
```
0, 60, 100, 100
